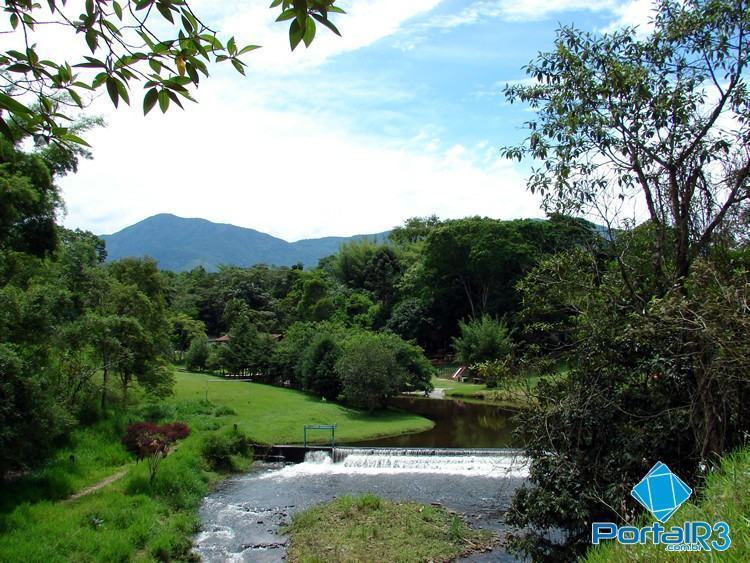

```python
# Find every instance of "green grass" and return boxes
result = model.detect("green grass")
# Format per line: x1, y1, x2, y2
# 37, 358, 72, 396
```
585, 446, 750, 562
177, 371, 434, 444
285, 494, 496, 563
0, 370, 434, 562
432, 374, 551, 408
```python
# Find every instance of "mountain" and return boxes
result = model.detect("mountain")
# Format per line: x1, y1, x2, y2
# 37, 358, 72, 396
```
100, 214, 389, 272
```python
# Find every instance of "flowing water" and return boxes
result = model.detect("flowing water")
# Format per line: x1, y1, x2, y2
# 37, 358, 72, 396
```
194, 447, 528, 562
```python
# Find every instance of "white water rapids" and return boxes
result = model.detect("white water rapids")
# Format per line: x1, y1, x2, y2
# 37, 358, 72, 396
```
257, 447, 529, 479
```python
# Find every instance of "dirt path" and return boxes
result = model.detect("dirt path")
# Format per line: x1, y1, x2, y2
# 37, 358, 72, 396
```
66, 469, 129, 502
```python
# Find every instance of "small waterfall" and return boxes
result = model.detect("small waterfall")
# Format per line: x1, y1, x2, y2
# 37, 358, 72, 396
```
333, 447, 526, 477
304, 450, 333, 464
259, 447, 529, 479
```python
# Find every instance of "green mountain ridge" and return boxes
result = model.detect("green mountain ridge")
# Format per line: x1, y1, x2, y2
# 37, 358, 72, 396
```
100, 213, 390, 272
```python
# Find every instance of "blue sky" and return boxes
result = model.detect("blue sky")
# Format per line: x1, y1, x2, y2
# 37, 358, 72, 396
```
58, 0, 652, 240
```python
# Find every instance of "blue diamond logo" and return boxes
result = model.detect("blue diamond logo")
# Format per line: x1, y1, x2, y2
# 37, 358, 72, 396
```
631, 462, 692, 522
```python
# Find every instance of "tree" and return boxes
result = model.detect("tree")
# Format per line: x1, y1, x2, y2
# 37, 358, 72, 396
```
105, 258, 173, 406
378, 332, 435, 394
497, 3, 750, 557
452, 316, 513, 367
296, 272, 337, 321
336, 333, 405, 411
501, 0, 750, 286
0, 137, 60, 258
0, 0, 345, 146
185, 333, 209, 372
300, 334, 342, 400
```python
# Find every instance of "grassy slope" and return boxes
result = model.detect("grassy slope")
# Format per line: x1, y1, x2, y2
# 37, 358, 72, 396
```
585, 447, 750, 562
285, 494, 495, 563
0, 370, 433, 562
183, 371, 434, 444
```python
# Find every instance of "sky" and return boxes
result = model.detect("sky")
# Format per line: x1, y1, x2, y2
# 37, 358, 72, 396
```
53, 0, 654, 241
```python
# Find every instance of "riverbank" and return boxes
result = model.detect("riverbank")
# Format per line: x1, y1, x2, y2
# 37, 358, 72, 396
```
430, 375, 547, 410
0, 370, 433, 562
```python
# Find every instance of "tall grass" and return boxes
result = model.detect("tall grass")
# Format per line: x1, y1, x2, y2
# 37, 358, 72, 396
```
585, 447, 750, 562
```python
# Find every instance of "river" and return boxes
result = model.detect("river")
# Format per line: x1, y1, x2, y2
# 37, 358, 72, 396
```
193, 396, 526, 562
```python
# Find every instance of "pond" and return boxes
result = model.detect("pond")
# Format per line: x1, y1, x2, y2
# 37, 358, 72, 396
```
344, 396, 520, 449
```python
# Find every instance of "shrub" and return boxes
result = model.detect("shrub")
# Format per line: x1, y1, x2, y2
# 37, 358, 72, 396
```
201, 429, 252, 472
122, 421, 190, 483
471, 358, 512, 389
213, 405, 237, 417
137, 402, 175, 422
452, 316, 513, 366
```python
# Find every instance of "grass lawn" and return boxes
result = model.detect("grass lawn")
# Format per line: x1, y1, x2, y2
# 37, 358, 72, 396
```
0, 370, 433, 562
285, 494, 496, 563
584, 446, 750, 563
177, 370, 434, 444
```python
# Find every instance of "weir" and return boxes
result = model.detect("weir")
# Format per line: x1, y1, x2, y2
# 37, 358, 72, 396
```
291, 447, 529, 478
195, 446, 529, 561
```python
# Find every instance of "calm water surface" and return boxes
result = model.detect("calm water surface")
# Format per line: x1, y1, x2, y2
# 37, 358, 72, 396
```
346, 396, 520, 448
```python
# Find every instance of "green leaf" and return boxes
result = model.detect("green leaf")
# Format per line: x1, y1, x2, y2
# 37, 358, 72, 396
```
114, 77, 130, 105
311, 13, 341, 37
0, 91, 33, 115
157, 2, 175, 23
85, 30, 98, 53
238, 45, 262, 55
166, 90, 184, 109
158, 89, 170, 113
231, 58, 246, 75
269, 0, 283, 7
68, 88, 83, 108
10, 13, 19, 29
302, 17, 316, 47
293, 0, 307, 27
289, 18, 304, 51
143, 88, 159, 114
113, 0, 123, 19
61, 133, 91, 147
276, 8, 296, 22
106, 77, 120, 108
149, 58, 163, 74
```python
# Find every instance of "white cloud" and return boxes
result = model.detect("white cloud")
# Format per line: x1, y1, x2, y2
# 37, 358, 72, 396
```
208, 0, 444, 73
394, 0, 658, 51
59, 78, 541, 240
601, 0, 656, 34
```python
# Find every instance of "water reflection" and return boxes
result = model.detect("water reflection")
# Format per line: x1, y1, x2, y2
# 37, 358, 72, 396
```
346, 397, 520, 449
